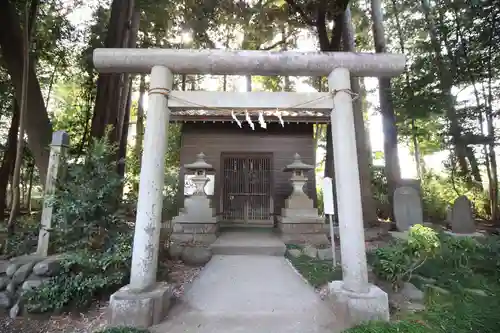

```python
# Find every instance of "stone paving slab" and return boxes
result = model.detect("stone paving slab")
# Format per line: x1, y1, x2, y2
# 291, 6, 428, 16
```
151, 255, 345, 333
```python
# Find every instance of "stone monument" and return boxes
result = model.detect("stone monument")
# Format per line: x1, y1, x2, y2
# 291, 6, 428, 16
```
278, 153, 328, 245
172, 152, 218, 244
394, 186, 422, 231
449, 196, 478, 236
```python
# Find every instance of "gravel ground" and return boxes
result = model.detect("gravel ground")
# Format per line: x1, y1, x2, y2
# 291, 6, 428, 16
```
0, 259, 203, 333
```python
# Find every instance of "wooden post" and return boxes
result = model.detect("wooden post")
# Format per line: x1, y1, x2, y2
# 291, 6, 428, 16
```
36, 131, 69, 256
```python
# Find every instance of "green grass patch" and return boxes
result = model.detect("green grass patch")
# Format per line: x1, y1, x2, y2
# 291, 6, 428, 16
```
285, 246, 341, 287
345, 320, 431, 333
359, 229, 500, 333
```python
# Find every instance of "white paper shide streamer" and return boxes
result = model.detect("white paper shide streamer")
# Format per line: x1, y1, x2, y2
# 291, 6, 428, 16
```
275, 110, 284, 127
231, 109, 286, 129
231, 110, 242, 128
258, 111, 267, 129
245, 110, 255, 130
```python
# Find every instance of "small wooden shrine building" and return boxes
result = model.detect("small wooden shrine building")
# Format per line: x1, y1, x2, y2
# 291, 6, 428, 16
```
171, 109, 329, 228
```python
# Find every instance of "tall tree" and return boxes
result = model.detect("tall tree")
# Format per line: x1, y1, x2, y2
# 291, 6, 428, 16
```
285, 0, 377, 225
342, 6, 378, 225
370, 0, 401, 218
7, 0, 39, 235
90, 0, 136, 149
0, 102, 20, 219
0, 0, 53, 184
419, 0, 469, 180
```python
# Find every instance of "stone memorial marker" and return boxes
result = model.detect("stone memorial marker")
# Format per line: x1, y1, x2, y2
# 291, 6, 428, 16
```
394, 186, 422, 231
451, 196, 475, 234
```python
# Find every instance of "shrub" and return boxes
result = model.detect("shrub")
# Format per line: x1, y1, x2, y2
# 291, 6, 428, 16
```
47, 137, 129, 253
368, 232, 500, 333
414, 233, 500, 290
0, 214, 40, 257
370, 225, 439, 290
420, 171, 488, 221
371, 166, 389, 207
22, 137, 134, 314
22, 234, 132, 313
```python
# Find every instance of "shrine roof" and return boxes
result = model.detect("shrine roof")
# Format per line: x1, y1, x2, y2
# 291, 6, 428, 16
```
169, 109, 330, 124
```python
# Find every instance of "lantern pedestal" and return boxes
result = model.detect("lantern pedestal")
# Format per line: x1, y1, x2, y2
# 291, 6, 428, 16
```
278, 154, 328, 245
172, 153, 218, 244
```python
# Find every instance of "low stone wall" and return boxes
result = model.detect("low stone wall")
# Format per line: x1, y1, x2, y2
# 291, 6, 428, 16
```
0, 254, 63, 317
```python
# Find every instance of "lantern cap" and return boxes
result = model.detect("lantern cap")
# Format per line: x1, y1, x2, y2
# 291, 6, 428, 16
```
283, 153, 314, 172
184, 152, 214, 171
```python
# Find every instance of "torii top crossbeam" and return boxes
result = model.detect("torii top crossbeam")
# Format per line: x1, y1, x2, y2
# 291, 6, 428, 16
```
93, 48, 405, 77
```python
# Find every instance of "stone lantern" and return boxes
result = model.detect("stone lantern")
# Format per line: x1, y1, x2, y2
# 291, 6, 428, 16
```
172, 152, 218, 244
184, 152, 214, 196
279, 153, 328, 245
283, 153, 314, 203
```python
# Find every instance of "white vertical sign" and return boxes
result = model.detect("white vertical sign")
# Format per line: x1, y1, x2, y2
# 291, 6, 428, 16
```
322, 177, 335, 215
322, 177, 336, 267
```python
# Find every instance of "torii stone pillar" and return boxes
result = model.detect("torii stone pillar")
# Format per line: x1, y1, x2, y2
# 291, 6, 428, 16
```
327, 68, 389, 324
109, 66, 173, 328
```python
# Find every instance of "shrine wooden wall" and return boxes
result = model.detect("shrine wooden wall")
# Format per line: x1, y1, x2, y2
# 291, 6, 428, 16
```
177, 121, 318, 220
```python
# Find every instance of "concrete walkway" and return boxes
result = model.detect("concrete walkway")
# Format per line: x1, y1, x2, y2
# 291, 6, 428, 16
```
151, 233, 345, 333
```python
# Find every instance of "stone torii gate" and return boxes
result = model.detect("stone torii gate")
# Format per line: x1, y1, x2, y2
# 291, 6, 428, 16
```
92, 49, 405, 328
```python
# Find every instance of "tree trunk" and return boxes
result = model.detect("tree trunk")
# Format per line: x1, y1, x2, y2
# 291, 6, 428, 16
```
391, 0, 423, 180
7, 0, 35, 236
310, 4, 349, 226
117, 80, 133, 179
246, 75, 252, 92
370, 0, 402, 219
342, 7, 378, 226
90, 0, 135, 143
135, 74, 146, 158
0, 102, 20, 221
484, 6, 498, 223
0, 0, 52, 185
420, 0, 469, 179
116, 10, 139, 179
26, 162, 34, 213
411, 119, 422, 179
465, 147, 481, 183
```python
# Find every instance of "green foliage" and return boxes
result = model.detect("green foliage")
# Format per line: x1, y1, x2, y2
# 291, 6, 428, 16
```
370, 225, 439, 289
371, 166, 389, 218
368, 233, 500, 333
21, 137, 134, 314
414, 234, 500, 290
419, 288, 500, 333
406, 225, 440, 257
316, 188, 324, 217
22, 235, 132, 313
95, 328, 150, 333
0, 214, 40, 257
344, 320, 431, 333
48, 137, 129, 252
420, 171, 488, 221
285, 245, 342, 287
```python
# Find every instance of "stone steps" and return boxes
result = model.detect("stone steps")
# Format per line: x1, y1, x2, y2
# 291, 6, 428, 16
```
210, 243, 286, 256
209, 231, 286, 256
